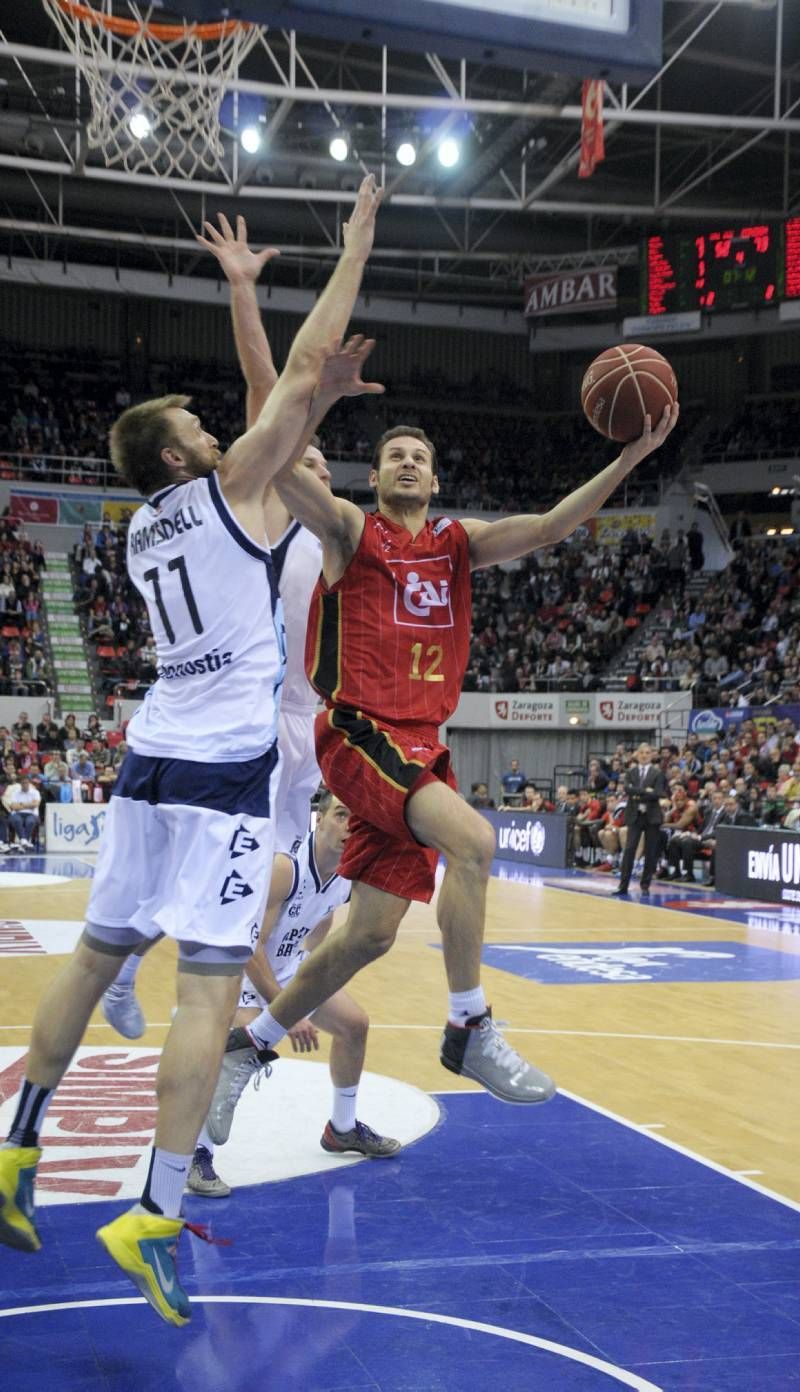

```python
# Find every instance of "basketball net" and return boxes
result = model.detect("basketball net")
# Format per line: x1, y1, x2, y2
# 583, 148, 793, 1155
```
41, 0, 261, 178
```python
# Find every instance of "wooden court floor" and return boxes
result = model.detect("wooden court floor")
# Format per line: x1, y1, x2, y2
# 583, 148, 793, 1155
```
2, 865, 799, 1204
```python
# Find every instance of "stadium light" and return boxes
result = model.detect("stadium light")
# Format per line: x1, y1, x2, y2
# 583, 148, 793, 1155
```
240, 124, 262, 154
128, 111, 151, 140
437, 137, 460, 168
329, 134, 349, 162
396, 140, 417, 167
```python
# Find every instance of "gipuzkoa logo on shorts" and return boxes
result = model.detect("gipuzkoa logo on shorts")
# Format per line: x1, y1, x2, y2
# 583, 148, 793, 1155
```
229, 825, 260, 858
220, 870, 254, 904
388, 555, 454, 628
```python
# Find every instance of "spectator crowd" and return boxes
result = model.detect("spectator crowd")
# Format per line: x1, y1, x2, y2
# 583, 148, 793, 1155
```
0, 707, 127, 851
0, 516, 51, 695
477, 720, 800, 886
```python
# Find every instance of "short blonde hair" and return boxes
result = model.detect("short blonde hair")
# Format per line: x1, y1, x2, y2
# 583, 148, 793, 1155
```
109, 394, 191, 496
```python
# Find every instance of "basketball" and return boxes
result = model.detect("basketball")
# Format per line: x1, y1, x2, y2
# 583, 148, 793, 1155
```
580, 343, 678, 443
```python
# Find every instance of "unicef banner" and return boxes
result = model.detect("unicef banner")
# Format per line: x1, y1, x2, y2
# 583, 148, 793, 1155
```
689, 704, 800, 736
46, 803, 108, 852
716, 824, 800, 904
480, 810, 570, 868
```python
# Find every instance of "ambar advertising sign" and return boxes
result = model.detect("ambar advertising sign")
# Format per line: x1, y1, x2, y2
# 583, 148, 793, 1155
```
481, 810, 569, 867
523, 267, 617, 318
716, 825, 800, 904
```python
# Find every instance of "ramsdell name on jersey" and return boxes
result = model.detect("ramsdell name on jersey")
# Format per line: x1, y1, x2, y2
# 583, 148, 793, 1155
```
129, 506, 204, 555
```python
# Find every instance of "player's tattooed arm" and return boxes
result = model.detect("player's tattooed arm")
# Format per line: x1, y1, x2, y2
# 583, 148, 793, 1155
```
463, 403, 679, 569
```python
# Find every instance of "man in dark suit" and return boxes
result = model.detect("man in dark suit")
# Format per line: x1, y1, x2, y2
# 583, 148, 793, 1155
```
613, 744, 668, 896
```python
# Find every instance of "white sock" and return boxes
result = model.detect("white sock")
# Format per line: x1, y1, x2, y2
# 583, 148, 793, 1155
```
142, 1146, 191, 1219
448, 986, 487, 1026
111, 954, 142, 990
195, 1123, 215, 1156
331, 1086, 358, 1133
247, 1007, 287, 1051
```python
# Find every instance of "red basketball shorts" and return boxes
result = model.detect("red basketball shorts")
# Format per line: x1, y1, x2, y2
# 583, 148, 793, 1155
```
314, 706, 458, 903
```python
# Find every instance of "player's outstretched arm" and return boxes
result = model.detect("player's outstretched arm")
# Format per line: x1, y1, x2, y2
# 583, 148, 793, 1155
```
273, 335, 383, 573
196, 212, 279, 428
218, 174, 382, 513
464, 403, 679, 570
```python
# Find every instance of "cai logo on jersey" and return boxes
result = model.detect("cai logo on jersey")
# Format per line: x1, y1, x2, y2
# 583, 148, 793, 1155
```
388, 555, 454, 629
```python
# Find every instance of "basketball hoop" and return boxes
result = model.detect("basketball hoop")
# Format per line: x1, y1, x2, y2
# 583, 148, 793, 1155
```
41, 0, 261, 178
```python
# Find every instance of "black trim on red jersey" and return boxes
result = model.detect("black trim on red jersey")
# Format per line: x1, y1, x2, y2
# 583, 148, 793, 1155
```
330, 708, 425, 794
310, 590, 341, 699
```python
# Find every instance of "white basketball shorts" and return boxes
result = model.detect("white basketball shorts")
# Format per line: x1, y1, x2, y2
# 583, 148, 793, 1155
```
86, 744, 280, 959
274, 703, 320, 853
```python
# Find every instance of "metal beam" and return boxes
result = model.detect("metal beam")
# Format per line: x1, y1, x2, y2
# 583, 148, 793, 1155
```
0, 217, 638, 271
0, 153, 785, 221
4, 42, 800, 134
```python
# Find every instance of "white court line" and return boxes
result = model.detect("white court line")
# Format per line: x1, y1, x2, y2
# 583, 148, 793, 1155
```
3, 1024, 795, 1052
0, 1296, 661, 1389
557, 1086, 800, 1217
367, 1025, 800, 1051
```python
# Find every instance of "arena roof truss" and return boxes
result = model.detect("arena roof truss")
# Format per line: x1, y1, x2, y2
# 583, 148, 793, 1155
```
0, 1, 798, 308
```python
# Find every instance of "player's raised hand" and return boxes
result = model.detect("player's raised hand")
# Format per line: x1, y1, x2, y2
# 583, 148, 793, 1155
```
619, 401, 680, 468
342, 173, 383, 263
318, 334, 385, 399
195, 213, 280, 286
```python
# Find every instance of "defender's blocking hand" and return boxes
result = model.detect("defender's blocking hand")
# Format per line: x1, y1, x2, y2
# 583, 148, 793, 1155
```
195, 212, 280, 286
317, 334, 384, 399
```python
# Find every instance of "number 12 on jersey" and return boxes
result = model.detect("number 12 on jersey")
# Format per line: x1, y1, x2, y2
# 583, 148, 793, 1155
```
410, 642, 444, 682
142, 554, 204, 645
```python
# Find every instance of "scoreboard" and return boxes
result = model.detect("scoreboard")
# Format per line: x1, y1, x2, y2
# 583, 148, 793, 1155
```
181, 1, 663, 81
642, 220, 800, 316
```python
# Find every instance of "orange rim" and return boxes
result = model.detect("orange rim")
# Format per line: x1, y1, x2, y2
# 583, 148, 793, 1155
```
50, 0, 253, 41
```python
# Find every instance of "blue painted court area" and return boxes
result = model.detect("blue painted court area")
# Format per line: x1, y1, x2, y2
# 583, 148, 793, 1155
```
0, 854, 96, 880
477, 940, 800, 985
492, 856, 800, 936
1, 1092, 800, 1391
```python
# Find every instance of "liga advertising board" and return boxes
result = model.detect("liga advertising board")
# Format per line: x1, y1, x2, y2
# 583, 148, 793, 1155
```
46, 802, 107, 852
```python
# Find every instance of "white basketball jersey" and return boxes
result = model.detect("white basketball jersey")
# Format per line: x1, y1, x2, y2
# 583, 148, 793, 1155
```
270, 521, 322, 711
266, 828, 350, 975
125, 473, 286, 762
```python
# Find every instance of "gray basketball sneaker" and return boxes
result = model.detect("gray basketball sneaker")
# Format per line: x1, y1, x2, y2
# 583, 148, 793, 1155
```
186, 1145, 231, 1198
206, 1027, 278, 1146
440, 1008, 556, 1104
101, 984, 145, 1040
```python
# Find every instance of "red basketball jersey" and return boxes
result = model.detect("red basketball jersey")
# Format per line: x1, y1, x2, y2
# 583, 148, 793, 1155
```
305, 511, 472, 726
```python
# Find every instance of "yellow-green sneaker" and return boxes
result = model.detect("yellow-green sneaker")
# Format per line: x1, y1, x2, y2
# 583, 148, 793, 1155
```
0, 1145, 42, 1253
96, 1206, 192, 1327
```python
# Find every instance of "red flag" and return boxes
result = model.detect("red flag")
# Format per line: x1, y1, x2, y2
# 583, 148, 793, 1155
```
579, 78, 605, 179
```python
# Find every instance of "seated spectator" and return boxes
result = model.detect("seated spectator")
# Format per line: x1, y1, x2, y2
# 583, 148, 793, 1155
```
468, 781, 495, 810
665, 789, 725, 883
2, 771, 41, 850
69, 748, 96, 783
